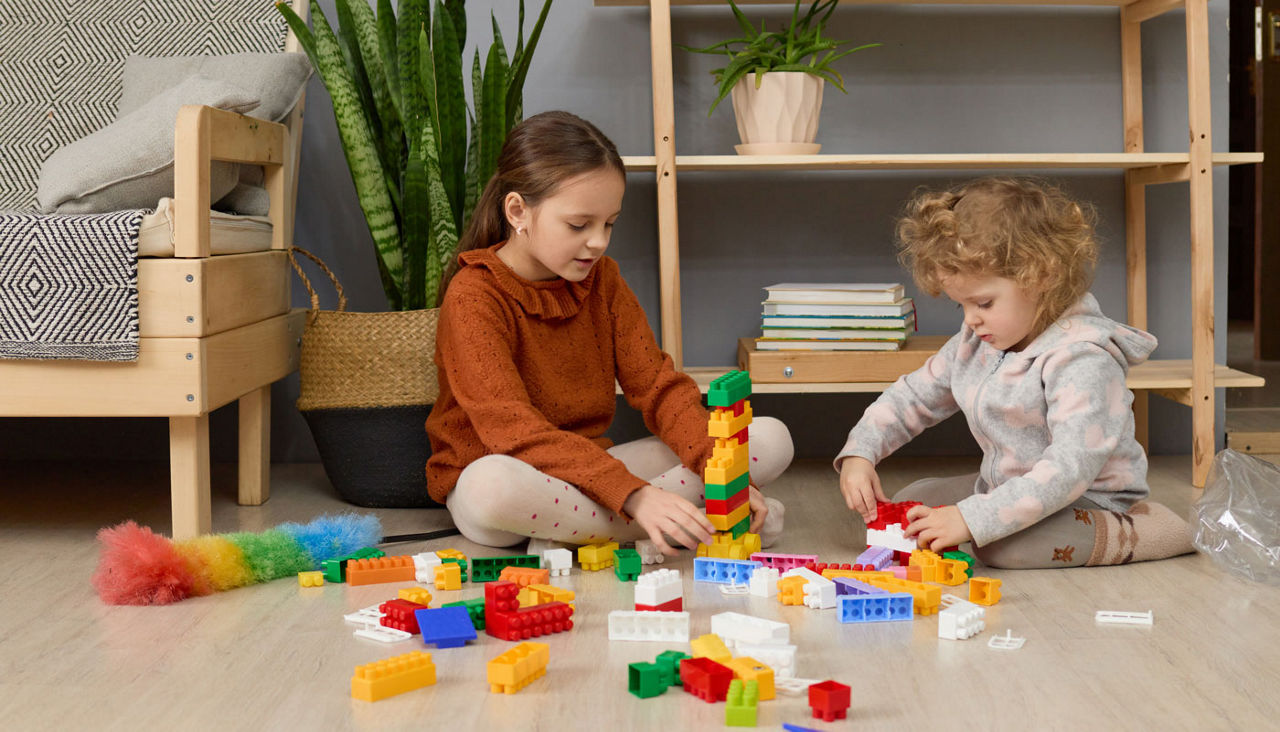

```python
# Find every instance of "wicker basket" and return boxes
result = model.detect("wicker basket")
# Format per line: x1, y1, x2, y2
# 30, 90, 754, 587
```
290, 248, 443, 508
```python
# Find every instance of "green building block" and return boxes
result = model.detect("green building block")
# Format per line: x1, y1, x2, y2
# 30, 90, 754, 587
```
351, 547, 386, 559
442, 597, 486, 630
440, 556, 469, 583
613, 548, 641, 581
320, 547, 387, 583
944, 550, 975, 578
704, 472, 749, 502
708, 370, 752, 408
655, 651, 690, 687
729, 514, 751, 539
628, 662, 666, 699
471, 554, 541, 582
725, 679, 759, 727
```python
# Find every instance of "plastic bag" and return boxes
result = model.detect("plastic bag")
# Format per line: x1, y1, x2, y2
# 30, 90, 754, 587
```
1192, 449, 1280, 585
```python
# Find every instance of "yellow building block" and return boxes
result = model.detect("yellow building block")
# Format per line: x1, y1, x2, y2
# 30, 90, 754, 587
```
351, 650, 437, 702
297, 571, 323, 587
691, 634, 732, 664
434, 562, 461, 590
778, 576, 807, 606
821, 569, 894, 582
970, 576, 1003, 606
934, 558, 969, 586
708, 402, 753, 438
487, 642, 550, 694
709, 501, 751, 532
866, 576, 941, 616
398, 587, 433, 606
697, 531, 761, 560
704, 453, 748, 485
577, 541, 620, 571
725, 657, 775, 701
909, 550, 941, 582
518, 583, 576, 610
435, 548, 467, 562
711, 438, 750, 466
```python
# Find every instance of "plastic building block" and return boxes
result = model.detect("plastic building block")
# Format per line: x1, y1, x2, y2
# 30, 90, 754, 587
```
413, 552, 443, 584
414, 606, 478, 648
750, 552, 819, 572
346, 556, 416, 586
707, 369, 752, 407
694, 557, 762, 585
969, 576, 1003, 606
498, 565, 550, 587
837, 593, 914, 624
736, 643, 797, 679
782, 725, 821, 732
864, 575, 941, 616
518, 583, 575, 611
576, 542, 620, 572
725, 657, 776, 701
380, 599, 429, 634
472, 554, 541, 582
808, 680, 851, 722
484, 580, 574, 641
656, 650, 690, 686
781, 567, 836, 610
439, 556, 468, 583
704, 472, 750, 502
776, 677, 824, 696
344, 603, 384, 627
635, 568, 682, 607
398, 587, 433, 606
725, 679, 760, 727
634, 540, 665, 565
988, 629, 1026, 650
820, 568, 893, 582
867, 500, 922, 531
855, 546, 894, 570
908, 550, 939, 581
433, 562, 461, 591
704, 454, 748, 486
938, 594, 986, 640
542, 547, 573, 576
679, 657, 734, 703
934, 558, 969, 586
613, 548, 642, 581
629, 662, 667, 699
705, 487, 750, 517
437, 549, 469, 582
749, 567, 780, 598
487, 641, 550, 694
1095, 610, 1154, 626
354, 625, 413, 644
635, 598, 684, 612
442, 597, 486, 630
351, 650, 436, 701
324, 547, 387, 583
690, 633, 732, 664
608, 610, 690, 642
866, 523, 918, 553
943, 549, 975, 577
709, 502, 752, 533
711, 611, 790, 648
709, 401, 753, 438
777, 576, 807, 606
697, 530, 760, 560
720, 583, 750, 596
297, 570, 323, 587
833, 577, 887, 596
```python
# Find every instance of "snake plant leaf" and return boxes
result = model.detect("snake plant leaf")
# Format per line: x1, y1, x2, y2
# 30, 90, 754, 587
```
514, 0, 525, 65
274, 2, 317, 60
334, 0, 393, 209
480, 43, 508, 185
421, 114, 459, 308
346, 0, 405, 194
398, 0, 429, 145
376, 0, 402, 122
506, 0, 552, 132
463, 108, 481, 228
443, 0, 467, 52
404, 141, 428, 308
432, 5, 467, 230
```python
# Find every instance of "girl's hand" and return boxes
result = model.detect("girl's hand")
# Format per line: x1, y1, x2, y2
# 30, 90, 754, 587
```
747, 484, 767, 533
839, 457, 888, 523
904, 504, 973, 551
623, 484, 715, 556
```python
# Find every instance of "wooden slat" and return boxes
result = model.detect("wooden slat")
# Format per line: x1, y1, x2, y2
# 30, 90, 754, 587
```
169, 414, 211, 540
238, 385, 271, 506
138, 251, 289, 337
1124, 0, 1184, 24
650, 0, 684, 368
1185, 0, 1215, 486
1121, 6, 1148, 449
621, 152, 1260, 172
204, 310, 305, 412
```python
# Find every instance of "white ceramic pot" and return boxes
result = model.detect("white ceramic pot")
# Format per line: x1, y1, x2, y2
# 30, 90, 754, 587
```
730, 71, 825, 154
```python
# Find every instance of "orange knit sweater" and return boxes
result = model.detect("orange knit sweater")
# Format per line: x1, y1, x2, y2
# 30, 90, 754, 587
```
425, 243, 715, 514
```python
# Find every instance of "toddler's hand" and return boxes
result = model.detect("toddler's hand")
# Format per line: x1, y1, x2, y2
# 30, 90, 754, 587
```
623, 484, 715, 556
904, 504, 973, 551
839, 457, 888, 523
747, 484, 767, 534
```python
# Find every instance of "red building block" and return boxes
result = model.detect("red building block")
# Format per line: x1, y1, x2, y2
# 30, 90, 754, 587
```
867, 500, 921, 531
705, 488, 749, 516
379, 598, 428, 634
635, 597, 683, 613
809, 680, 851, 722
679, 657, 734, 703
484, 579, 574, 641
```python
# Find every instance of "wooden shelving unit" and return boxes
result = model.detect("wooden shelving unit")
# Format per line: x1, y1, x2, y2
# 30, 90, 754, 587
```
595, 0, 1264, 486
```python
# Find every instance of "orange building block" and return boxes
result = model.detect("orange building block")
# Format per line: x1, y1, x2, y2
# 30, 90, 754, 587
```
518, 583, 576, 610
969, 576, 1003, 606
434, 562, 462, 590
499, 565, 551, 587
398, 587, 433, 606
351, 650, 437, 701
909, 550, 941, 582
865, 575, 941, 616
691, 634, 732, 664
778, 576, 807, 606
487, 642, 550, 694
725, 657, 776, 701
934, 558, 969, 586
346, 556, 415, 586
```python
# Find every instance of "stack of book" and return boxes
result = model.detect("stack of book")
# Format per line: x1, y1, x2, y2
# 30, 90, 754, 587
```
757, 283, 915, 351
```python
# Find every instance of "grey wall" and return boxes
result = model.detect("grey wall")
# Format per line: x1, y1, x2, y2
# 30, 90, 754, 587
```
0, 2, 1231, 463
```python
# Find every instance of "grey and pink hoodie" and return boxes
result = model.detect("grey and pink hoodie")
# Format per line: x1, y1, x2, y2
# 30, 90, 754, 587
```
834, 293, 1158, 547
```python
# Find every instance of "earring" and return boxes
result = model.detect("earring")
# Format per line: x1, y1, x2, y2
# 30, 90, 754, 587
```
516, 227, 524, 235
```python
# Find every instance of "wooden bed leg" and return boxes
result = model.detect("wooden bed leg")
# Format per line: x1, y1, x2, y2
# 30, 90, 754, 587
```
169, 414, 211, 540
238, 385, 271, 506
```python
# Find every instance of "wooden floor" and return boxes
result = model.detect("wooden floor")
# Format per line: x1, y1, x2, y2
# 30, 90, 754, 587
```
3, 456, 1278, 731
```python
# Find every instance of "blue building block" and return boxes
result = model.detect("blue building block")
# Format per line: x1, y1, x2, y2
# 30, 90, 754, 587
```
833, 577, 887, 597
414, 606, 478, 648
693, 557, 762, 585
838, 593, 914, 623
707, 370, 751, 408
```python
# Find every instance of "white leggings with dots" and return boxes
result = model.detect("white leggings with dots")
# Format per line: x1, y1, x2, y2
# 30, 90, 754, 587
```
444, 416, 794, 548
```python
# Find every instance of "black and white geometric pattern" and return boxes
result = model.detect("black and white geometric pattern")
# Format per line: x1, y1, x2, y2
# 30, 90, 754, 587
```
0, 210, 144, 361
0, 0, 289, 211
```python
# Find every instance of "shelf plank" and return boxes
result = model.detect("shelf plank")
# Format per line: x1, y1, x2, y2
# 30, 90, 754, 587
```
622, 152, 1261, 173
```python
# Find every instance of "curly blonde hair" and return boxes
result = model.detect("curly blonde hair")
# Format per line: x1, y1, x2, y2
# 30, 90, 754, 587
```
895, 177, 1099, 337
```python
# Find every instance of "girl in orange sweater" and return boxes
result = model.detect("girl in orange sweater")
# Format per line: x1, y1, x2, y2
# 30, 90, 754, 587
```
426, 111, 793, 556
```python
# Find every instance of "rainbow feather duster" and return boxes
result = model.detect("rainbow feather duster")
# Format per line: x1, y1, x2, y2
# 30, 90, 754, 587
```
92, 514, 383, 605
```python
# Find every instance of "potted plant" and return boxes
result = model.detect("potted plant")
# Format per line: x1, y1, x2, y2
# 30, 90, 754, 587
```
276, 0, 553, 507
683, 0, 879, 154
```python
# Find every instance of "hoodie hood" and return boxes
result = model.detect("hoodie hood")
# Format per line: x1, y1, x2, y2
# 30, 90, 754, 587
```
1017, 292, 1157, 370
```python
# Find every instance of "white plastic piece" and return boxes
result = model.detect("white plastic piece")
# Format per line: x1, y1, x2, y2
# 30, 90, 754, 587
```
987, 629, 1026, 650
413, 552, 442, 584
711, 612, 790, 649
635, 568, 683, 607
542, 548, 573, 577
1095, 610, 1154, 626
782, 567, 837, 609
938, 594, 986, 640
354, 625, 413, 643
736, 643, 797, 679
748, 566, 780, 598
607, 610, 690, 642
720, 583, 750, 596
774, 677, 823, 696
343, 604, 384, 626
866, 523, 918, 553
634, 540, 666, 565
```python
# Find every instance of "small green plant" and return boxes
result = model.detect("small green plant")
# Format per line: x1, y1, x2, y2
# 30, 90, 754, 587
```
682, 0, 880, 116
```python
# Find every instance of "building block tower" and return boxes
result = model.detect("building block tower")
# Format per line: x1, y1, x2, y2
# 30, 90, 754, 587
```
702, 371, 755, 551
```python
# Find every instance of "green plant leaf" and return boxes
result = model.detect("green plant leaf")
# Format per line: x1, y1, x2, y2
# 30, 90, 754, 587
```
727, 0, 758, 40
376, 0, 402, 121
275, 2, 317, 60
432, 3, 467, 231
404, 141, 428, 308
398, 0, 429, 145
444, 0, 467, 51
335, 0, 400, 218
480, 43, 509, 182
463, 109, 481, 231
421, 114, 459, 307
506, 0, 552, 133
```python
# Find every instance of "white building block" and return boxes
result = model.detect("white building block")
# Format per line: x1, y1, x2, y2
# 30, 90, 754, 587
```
413, 552, 442, 584
775, 677, 823, 696
988, 629, 1026, 650
634, 539, 665, 565
343, 604, 384, 627
542, 548, 572, 577
748, 566, 779, 598
736, 643, 797, 679
938, 594, 986, 640
635, 568, 682, 607
782, 567, 836, 610
1095, 610, 1153, 626
711, 612, 790, 649
866, 523, 918, 553
607, 610, 690, 642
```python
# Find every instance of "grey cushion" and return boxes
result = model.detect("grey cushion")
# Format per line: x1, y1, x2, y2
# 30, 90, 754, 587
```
215, 182, 271, 216
119, 52, 312, 122
37, 75, 258, 214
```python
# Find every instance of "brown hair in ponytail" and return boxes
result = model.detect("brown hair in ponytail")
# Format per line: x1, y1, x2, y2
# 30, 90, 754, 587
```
438, 111, 625, 302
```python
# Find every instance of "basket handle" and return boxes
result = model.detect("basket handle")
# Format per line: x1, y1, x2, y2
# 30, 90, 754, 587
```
288, 246, 347, 315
